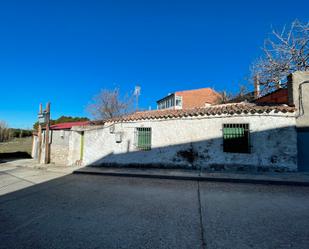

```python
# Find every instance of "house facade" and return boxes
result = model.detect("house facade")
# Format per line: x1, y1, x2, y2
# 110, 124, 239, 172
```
33, 71, 309, 171
74, 105, 297, 171
33, 121, 89, 165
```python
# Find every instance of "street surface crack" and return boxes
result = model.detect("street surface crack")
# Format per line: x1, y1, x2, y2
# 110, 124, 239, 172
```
197, 181, 207, 249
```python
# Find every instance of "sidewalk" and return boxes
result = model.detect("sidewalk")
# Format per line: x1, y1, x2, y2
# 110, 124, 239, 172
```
0, 158, 82, 174
74, 166, 309, 186
0, 159, 82, 195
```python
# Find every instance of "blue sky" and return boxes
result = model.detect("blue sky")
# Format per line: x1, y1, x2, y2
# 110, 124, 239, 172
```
0, 0, 308, 128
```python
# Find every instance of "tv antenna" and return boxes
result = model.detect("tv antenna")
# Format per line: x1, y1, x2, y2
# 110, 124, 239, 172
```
134, 85, 141, 111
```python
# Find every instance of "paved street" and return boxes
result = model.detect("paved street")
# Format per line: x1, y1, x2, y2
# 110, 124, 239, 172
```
0, 173, 309, 249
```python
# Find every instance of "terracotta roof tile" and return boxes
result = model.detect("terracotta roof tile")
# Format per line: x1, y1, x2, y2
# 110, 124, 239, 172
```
90, 103, 295, 125
50, 121, 90, 130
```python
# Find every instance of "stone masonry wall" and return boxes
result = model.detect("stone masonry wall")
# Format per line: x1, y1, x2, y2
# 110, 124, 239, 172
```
49, 130, 71, 166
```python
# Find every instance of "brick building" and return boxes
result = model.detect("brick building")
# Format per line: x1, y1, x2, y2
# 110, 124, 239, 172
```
156, 87, 221, 110
255, 88, 288, 105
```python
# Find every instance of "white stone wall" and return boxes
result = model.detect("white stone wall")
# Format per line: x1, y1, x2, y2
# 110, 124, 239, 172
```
49, 130, 71, 166
79, 112, 297, 171
38, 130, 82, 166
31, 135, 38, 159
68, 131, 83, 165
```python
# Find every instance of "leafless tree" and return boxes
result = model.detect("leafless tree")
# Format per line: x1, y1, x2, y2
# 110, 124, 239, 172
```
219, 84, 252, 104
87, 88, 134, 120
251, 20, 309, 95
218, 90, 233, 104
0, 120, 10, 142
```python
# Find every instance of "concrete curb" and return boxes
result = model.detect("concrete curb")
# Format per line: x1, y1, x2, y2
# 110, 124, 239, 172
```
73, 169, 309, 187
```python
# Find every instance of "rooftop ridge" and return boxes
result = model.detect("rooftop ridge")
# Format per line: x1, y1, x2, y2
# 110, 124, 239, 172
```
90, 103, 295, 125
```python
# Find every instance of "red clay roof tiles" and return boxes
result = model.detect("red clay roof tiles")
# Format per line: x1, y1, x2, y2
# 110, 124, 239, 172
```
91, 103, 295, 125
50, 121, 90, 130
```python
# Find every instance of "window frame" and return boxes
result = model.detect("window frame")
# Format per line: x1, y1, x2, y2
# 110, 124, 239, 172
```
135, 127, 152, 151
222, 123, 250, 154
175, 96, 183, 107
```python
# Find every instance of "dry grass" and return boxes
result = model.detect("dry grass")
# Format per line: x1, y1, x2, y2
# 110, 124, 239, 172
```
0, 137, 32, 154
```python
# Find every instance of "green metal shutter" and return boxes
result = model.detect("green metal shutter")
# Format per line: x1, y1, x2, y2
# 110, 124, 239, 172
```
136, 128, 151, 150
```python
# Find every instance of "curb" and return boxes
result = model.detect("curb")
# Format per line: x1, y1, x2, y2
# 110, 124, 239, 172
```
73, 169, 309, 187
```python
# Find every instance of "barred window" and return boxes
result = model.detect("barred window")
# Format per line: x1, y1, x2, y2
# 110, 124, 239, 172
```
223, 124, 250, 153
135, 127, 152, 150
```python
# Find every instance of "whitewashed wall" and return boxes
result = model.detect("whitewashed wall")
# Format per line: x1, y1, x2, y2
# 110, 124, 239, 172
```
31, 135, 38, 159
68, 131, 83, 165
77, 112, 297, 171
49, 130, 71, 165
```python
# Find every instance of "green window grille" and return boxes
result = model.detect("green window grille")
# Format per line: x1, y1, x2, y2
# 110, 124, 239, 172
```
223, 124, 250, 153
135, 127, 152, 150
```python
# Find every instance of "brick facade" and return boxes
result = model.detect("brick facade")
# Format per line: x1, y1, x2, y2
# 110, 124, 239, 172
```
256, 88, 288, 104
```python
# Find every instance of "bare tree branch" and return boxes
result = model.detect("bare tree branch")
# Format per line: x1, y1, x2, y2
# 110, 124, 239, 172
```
0, 120, 10, 142
251, 19, 309, 95
87, 88, 134, 120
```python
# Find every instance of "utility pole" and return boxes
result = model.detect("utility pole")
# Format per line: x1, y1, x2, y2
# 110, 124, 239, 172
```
38, 104, 43, 163
44, 102, 51, 164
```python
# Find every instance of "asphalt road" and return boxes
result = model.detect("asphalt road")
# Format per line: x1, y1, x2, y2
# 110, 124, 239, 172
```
0, 174, 308, 249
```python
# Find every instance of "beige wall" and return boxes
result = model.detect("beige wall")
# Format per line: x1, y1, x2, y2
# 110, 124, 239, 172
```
49, 130, 71, 165
38, 130, 71, 165
68, 131, 83, 165
288, 71, 309, 128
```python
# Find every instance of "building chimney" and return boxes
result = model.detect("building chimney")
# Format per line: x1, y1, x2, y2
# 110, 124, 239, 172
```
254, 75, 260, 99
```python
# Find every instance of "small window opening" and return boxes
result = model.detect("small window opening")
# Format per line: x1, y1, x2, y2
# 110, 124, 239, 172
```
135, 127, 151, 150
223, 124, 250, 153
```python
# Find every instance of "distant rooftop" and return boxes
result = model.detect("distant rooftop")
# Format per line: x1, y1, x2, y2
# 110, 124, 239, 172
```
50, 121, 90, 130
156, 87, 221, 110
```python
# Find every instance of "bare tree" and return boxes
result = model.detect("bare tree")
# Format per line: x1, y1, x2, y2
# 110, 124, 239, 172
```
251, 20, 309, 95
219, 84, 252, 104
87, 88, 133, 120
0, 120, 9, 142
218, 90, 233, 104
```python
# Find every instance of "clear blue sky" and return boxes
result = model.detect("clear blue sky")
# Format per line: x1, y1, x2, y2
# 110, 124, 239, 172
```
0, 0, 308, 128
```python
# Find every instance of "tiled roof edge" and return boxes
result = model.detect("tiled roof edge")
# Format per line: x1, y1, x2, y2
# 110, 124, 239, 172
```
90, 103, 296, 125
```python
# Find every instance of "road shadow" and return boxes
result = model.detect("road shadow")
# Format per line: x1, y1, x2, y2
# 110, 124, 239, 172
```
0, 151, 32, 163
